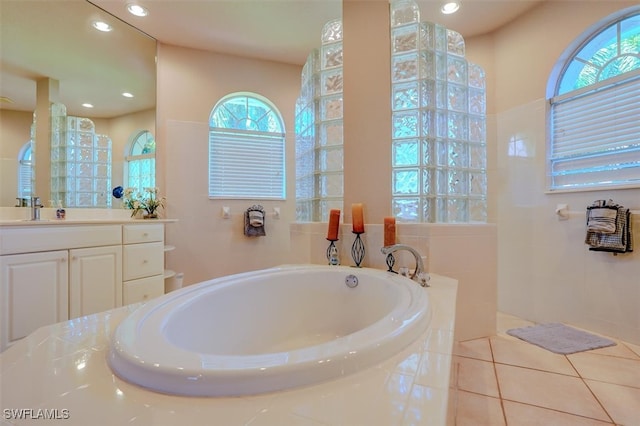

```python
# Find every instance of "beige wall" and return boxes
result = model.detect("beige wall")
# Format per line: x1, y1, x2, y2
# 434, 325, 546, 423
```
156, 44, 302, 284
0, 110, 33, 206
343, 0, 392, 224
487, 1, 640, 344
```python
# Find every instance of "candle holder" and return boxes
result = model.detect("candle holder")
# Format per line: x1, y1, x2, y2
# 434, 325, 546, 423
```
385, 252, 397, 273
326, 239, 339, 265
351, 232, 365, 267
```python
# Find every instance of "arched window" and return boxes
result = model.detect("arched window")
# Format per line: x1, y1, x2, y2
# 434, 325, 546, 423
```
17, 141, 33, 199
548, 9, 640, 191
209, 93, 285, 199
126, 130, 155, 192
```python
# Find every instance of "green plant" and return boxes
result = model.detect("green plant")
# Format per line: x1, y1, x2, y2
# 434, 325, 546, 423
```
123, 187, 165, 217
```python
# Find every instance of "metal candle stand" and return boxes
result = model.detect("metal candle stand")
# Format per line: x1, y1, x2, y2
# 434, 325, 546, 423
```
351, 232, 365, 267
326, 239, 339, 265
385, 252, 397, 273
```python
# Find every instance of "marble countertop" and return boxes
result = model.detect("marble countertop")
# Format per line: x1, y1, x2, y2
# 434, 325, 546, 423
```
0, 207, 176, 227
0, 275, 458, 425
0, 218, 177, 227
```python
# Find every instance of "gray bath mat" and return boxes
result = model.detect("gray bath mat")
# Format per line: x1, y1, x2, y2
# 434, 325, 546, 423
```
506, 323, 616, 355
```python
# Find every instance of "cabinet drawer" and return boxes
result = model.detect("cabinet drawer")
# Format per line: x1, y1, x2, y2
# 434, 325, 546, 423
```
123, 242, 164, 281
123, 224, 164, 244
0, 225, 122, 255
123, 275, 164, 305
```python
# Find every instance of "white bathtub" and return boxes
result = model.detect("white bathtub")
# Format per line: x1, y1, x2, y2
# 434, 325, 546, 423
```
108, 264, 432, 397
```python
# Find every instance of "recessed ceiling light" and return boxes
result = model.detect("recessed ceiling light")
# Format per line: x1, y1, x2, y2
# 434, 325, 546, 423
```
127, 4, 148, 17
92, 20, 112, 32
82, 103, 94, 108
441, 1, 461, 14
122, 92, 134, 98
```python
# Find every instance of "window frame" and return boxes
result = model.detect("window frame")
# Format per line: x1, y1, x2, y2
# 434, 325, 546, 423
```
546, 9, 640, 193
208, 93, 286, 200
125, 130, 156, 193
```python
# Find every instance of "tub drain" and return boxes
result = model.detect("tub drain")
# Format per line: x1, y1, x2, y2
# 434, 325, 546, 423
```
345, 274, 358, 288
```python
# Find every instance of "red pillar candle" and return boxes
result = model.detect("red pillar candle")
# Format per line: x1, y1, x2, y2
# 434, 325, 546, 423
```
327, 209, 341, 240
384, 217, 396, 246
352, 203, 365, 233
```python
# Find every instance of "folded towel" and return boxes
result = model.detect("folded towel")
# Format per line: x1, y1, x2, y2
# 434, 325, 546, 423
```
587, 207, 618, 233
585, 202, 633, 253
249, 210, 264, 227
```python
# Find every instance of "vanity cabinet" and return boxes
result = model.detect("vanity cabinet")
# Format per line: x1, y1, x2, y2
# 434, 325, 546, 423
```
0, 221, 168, 352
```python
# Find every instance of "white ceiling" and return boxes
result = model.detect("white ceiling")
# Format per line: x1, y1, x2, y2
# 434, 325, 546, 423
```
1, 0, 545, 118
93, 0, 545, 65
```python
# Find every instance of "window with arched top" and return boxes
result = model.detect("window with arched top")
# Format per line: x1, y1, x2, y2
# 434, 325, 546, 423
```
548, 9, 640, 191
208, 93, 286, 199
17, 141, 33, 198
125, 130, 156, 192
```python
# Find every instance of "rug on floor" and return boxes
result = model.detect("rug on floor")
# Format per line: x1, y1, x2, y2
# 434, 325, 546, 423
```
506, 323, 616, 354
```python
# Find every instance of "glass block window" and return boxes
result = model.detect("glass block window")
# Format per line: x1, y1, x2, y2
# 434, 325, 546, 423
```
548, 10, 640, 191
294, 3, 486, 223
126, 130, 156, 194
48, 105, 112, 208
390, 0, 487, 223
295, 19, 344, 221
209, 93, 285, 199
18, 141, 33, 199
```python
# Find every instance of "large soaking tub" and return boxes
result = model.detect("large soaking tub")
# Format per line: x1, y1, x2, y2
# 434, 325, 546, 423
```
108, 264, 431, 397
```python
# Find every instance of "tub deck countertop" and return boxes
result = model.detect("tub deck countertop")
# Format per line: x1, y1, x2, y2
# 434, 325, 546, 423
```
0, 274, 458, 425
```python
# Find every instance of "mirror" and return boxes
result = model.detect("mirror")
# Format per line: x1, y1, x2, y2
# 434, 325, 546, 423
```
0, 0, 156, 207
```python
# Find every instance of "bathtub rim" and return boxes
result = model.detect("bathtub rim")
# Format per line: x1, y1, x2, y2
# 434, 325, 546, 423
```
108, 264, 432, 396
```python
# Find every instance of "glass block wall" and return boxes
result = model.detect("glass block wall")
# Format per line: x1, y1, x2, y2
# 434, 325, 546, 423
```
295, 19, 344, 222
294, 1, 487, 223
390, 0, 487, 222
47, 103, 112, 207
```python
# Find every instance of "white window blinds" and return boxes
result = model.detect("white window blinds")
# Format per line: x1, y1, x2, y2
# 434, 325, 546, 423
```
209, 129, 285, 199
549, 73, 640, 191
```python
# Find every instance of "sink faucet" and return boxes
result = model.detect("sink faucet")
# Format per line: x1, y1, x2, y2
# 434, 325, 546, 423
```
380, 244, 429, 286
30, 196, 43, 220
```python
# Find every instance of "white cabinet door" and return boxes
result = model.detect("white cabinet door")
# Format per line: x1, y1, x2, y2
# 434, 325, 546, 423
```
69, 245, 122, 319
0, 250, 68, 351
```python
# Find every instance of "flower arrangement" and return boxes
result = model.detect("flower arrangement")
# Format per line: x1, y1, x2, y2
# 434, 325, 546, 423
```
123, 187, 166, 218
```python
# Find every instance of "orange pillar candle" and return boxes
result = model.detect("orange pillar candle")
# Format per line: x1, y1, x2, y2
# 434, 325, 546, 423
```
352, 203, 365, 233
384, 217, 396, 246
327, 209, 341, 240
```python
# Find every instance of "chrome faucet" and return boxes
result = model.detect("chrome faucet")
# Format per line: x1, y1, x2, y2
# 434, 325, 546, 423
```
380, 244, 430, 286
30, 196, 43, 220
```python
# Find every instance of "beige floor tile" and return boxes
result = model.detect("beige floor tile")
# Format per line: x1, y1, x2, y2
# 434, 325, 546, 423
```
453, 390, 505, 426
454, 338, 493, 362
502, 400, 614, 425
585, 379, 640, 426
587, 340, 640, 360
495, 364, 610, 422
496, 312, 536, 337
490, 336, 578, 376
622, 341, 640, 358
454, 356, 500, 398
568, 352, 640, 388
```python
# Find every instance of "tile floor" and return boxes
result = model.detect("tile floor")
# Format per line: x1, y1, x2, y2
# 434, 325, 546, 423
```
451, 313, 640, 425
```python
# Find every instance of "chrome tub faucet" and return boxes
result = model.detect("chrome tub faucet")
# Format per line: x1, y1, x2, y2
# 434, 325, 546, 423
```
380, 244, 430, 286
